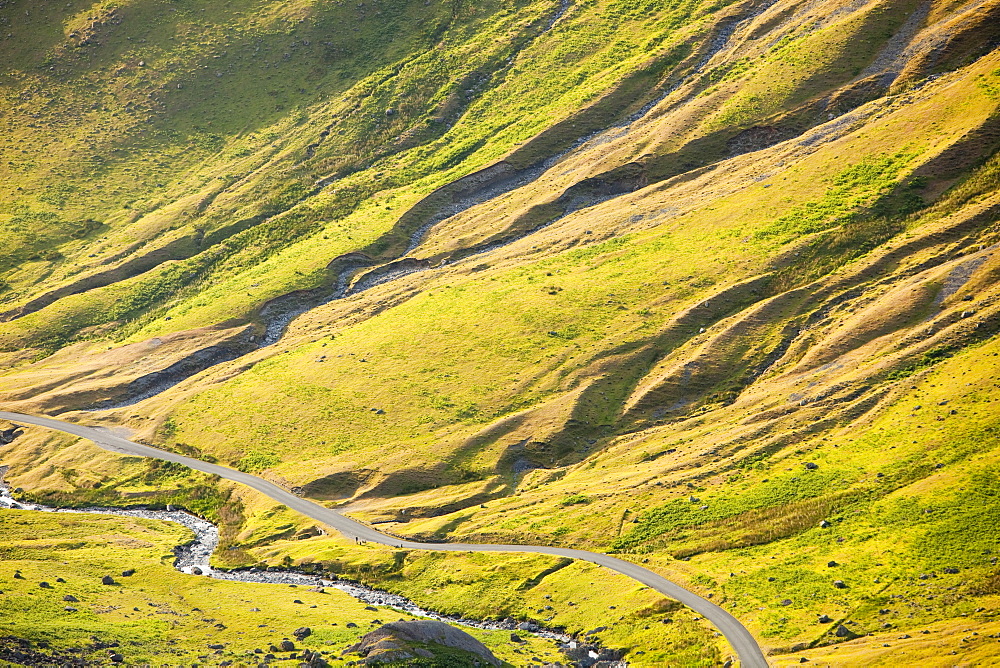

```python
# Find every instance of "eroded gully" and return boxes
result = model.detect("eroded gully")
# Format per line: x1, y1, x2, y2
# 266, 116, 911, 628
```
87, 0, 774, 413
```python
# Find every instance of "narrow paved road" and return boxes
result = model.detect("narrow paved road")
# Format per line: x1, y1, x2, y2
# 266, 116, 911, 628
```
0, 411, 768, 667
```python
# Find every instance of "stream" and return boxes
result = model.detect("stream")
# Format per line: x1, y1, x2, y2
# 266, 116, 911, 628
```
0, 484, 624, 667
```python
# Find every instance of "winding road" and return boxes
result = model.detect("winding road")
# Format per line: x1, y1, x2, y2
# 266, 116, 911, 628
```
0, 410, 768, 668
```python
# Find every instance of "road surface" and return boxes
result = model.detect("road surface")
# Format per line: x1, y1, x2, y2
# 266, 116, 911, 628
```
0, 410, 769, 668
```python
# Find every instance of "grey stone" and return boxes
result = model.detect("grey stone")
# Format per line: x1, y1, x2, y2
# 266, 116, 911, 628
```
344, 620, 501, 667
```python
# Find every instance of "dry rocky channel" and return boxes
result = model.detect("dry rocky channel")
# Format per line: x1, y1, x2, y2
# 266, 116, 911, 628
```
0, 482, 626, 667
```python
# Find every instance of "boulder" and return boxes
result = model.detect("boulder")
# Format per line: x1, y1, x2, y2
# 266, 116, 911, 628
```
294, 627, 312, 640
121, 569, 135, 577
818, 615, 832, 623
343, 620, 500, 667
39, 582, 51, 589
280, 640, 295, 652
63, 595, 78, 602
833, 580, 847, 589
101, 575, 116, 585
834, 624, 853, 638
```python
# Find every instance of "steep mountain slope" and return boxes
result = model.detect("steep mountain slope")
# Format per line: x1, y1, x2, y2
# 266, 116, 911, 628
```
2, 0, 1000, 664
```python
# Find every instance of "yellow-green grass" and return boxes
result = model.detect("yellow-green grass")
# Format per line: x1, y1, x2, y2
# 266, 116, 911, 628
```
4, 0, 992, 369
2, 1, 1000, 666
769, 617, 1000, 667
703, 0, 923, 133
157, 51, 1000, 490
1, 0, 738, 354
388, 314, 1000, 660
250, 535, 732, 667
0, 508, 561, 666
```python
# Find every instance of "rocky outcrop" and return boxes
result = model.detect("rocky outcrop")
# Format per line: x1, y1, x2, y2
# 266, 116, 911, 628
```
0, 425, 24, 445
343, 620, 501, 666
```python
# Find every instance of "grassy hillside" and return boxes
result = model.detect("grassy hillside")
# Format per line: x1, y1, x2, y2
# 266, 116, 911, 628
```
0, 509, 560, 665
2, 0, 1000, 664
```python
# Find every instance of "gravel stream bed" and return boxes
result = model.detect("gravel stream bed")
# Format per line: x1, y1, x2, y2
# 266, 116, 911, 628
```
0, 485, 624, 666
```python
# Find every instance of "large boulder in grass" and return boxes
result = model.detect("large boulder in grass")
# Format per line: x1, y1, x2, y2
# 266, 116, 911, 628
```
343, 620, 501, 666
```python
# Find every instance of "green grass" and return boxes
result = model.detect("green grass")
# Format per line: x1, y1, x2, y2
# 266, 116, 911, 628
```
0, 509, 560, 666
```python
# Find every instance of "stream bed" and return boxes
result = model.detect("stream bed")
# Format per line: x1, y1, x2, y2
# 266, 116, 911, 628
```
0, 485, 624, 667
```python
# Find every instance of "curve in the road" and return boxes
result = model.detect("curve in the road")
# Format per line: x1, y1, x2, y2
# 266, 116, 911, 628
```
0, 410, 768, 668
